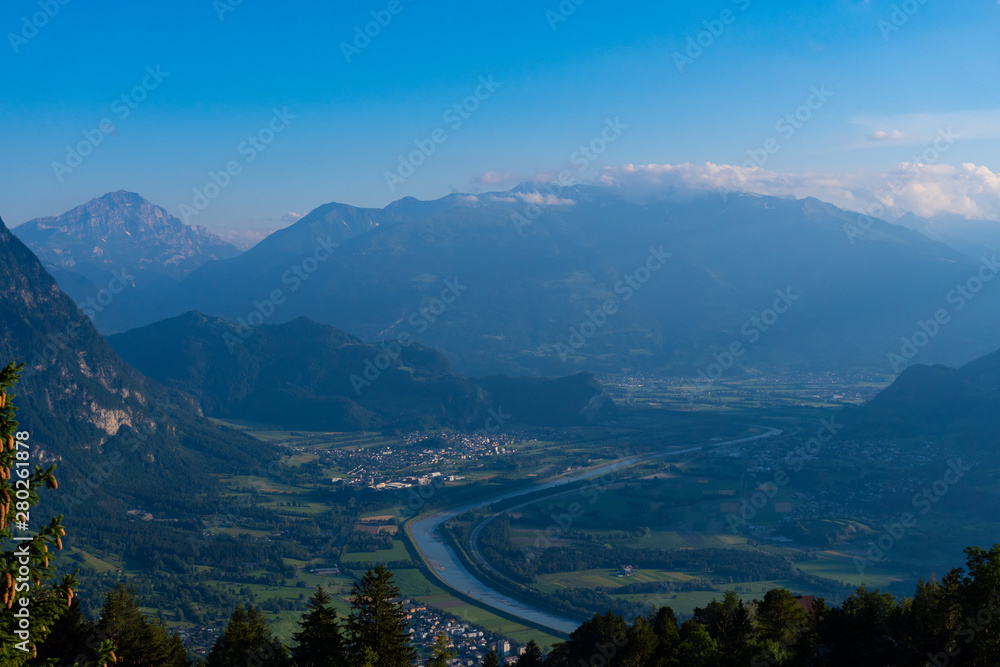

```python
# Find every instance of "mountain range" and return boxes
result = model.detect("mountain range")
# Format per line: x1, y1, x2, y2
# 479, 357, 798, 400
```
107, 311, 615, 431
17, 187, 1000, 382
13, 191, 240, 332
847, 346, 1000, 441
0, 212, 271, 516
894, 212, 1000, 260
100, 185, 1000, 377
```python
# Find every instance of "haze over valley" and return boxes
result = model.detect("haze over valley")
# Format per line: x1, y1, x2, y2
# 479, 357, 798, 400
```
3, 2, 1000, 665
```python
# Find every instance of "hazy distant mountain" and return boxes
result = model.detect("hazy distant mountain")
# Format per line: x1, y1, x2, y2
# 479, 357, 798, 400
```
0, 213, 273, 513
108, 311, 615, 431
894, 212, 1000, 259
15, 190, 240, 280
13, 191, 241, 332
848, 347, 1000, 439
140, 184, 1000, 376
168, 194, 471, 295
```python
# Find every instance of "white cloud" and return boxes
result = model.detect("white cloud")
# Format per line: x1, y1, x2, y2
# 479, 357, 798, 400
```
516, 192, 576, 206
869, 129, 908, 142
280, 211, 304, 224
850, 109, 1000, 148
598, 162, 1000, 221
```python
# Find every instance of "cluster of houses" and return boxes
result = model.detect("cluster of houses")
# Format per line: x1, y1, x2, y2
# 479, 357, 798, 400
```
403, 600, 524, 664
321, 434, 518, 489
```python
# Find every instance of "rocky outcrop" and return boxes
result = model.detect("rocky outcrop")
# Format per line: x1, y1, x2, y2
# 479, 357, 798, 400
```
13, 190, 240, 282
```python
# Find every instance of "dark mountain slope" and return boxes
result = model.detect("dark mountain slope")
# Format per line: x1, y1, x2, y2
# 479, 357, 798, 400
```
107, 312, 615, 431
0, 214, 273, 514
108, 312, 479, 431
847, 347, 1000, 438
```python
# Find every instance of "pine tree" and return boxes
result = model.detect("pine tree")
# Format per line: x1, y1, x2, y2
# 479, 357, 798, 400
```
426, 632, 455, 667
545, 612, 623, 667
357, 647, 380, 667
651, 605, 682, 666
32, 597, 95, 666
208, 604, 289, 667
957, 545, 1000, 664
515, 640, 544, 667
754, 588, 809, 647
346, 565, 416, 667
95, 584, 193, 666
292, 586, 346, 667
677, 621, 718, 666
0, 362, 108, 665
482, 650, 502, 667
622, 614, 660, 667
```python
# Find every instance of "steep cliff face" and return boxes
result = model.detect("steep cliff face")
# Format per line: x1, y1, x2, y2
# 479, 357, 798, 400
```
12, 191, 242, 333
14, 190, 240, 281
0, 214, 269, 512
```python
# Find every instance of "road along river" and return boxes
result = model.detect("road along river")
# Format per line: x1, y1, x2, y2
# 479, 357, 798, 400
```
406, 427, 782, 635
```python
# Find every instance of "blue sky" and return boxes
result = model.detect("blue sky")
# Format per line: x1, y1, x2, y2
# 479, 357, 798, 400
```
1, 0, 998, 234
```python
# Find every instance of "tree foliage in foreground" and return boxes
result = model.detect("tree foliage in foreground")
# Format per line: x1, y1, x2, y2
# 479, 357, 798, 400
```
16, 541, 1000, 666
0, 362, 113, 666
345, 564, 418, 667
543, 545, 1000, 666
291, 586, 347, 667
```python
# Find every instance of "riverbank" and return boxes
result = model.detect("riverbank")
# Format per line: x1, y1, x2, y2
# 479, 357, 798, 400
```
404, 427, 783, 634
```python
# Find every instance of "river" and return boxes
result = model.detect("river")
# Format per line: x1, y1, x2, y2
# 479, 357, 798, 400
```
406, 427, 782, 635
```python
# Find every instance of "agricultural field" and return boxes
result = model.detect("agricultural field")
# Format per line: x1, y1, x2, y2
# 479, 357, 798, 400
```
341, 538, 411, 564
123, 389, 972, 652
600, 371, 892, 413
190, 422, 588, 647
